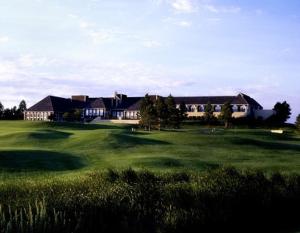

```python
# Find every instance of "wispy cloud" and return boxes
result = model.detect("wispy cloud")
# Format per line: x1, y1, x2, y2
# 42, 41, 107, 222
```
142, 40, 162, 48
171, 0, 196, 13
0, 36, 9, 43
177, 20, 192, 27
163, 17, 192, 27
203, 4, 241, 14
0, 55, 198, 107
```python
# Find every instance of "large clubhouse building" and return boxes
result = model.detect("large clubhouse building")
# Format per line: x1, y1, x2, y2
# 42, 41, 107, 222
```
24, 92, 273, 121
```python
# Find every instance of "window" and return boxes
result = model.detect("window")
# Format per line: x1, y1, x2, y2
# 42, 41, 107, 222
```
232, 105, 238, 112
215, 105, 221, 112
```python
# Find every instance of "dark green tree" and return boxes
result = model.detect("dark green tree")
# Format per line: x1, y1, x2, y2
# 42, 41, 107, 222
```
179, 102, 188, 122
296, 114, 300, 131
204, 102, 214, 124
73, 109, 83, 122
63, 112, 72, 122
0, 101, 3, 119
18, 100, 27, 113
219, 102, 233, 128
273, 101, 291, 125
18, 100, 27, 119
48, 113, 55, 121
165, 95, 181, 128
155, 96, 167, 130
139, 94, 156, 131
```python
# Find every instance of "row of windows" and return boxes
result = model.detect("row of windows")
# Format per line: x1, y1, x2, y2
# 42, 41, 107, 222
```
85, 109, 104, 116
25, 112, 52, 121
112, 111, 138, 119
178, 105, 248, 113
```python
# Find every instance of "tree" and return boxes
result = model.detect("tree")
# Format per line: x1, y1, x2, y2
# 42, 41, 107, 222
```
273, 101, 291, 125
204, 102, 214, 124
179, 102, 188, 122
18, 100, 27, 113
165, 95, 181, 128
0, 101, 3, 119
48, 113, 55, 121
74, 109, 83, 122
219, 102, 233, 128
63, 112, 72, 122
155, 96, 167, 130
17, 100, 27, 119
139, 94, 156, 131
296, 114, 300, 131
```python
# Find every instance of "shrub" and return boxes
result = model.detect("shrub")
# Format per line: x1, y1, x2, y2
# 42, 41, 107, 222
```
0, 168, 300, 232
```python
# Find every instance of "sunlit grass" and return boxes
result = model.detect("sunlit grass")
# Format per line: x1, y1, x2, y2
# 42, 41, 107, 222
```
0, 120, 299, 182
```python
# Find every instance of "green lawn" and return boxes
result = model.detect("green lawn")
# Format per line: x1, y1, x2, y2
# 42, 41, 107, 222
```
0, 120, 300, 181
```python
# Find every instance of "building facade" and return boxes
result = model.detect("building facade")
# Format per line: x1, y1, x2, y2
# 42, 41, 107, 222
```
25, 92, 272, 121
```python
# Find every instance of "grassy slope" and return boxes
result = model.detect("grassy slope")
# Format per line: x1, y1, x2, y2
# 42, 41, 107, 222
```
0, 121, 300, 181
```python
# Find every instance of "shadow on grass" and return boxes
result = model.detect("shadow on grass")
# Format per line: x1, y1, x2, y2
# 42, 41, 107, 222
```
230, 137, 300, 152
28, 130, 73, 140
134, 157, 184, 168
37, 122, 126, 130
134, 157, 220, 170
108, 133, 171, 148
194, 161, 220, 170
0, 150, 85, 172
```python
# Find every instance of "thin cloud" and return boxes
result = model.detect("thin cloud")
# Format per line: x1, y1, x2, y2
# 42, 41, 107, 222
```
0, 36, 9, 43
177, 20, 192, 27
171, 0, 195, 13
142, 40, 162, 48
203, 4, 241, 14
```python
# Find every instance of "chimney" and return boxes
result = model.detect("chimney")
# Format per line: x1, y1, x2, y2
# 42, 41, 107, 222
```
71, 95, 89, 102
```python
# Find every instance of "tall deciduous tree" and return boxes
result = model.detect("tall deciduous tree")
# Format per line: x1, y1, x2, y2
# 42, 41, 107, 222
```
18, 100, 27, 112
165, 95, 180, 128
139, 94, 156, 131
219, 102, 233, 128
155, 96, 167, 130
179, 102, 188, 122
204, 102, 214, 124
18, 100, 27, 119
273, 101, 291, 125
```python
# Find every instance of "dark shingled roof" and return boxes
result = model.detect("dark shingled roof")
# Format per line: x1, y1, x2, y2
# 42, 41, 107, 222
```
173, 96, 238, 105
27, 96, 85, 112
239, 93, 263, 109
86, 98, 106, 109
116, 97, 143, 110
27, 93, 263, 112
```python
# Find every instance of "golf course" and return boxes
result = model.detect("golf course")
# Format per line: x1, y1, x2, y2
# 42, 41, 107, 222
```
0, 121, 300, 180
1, 121, 300, 232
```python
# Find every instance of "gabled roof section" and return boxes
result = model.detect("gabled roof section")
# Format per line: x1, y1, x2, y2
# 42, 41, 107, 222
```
27, 96, 85, 112
86, 98, 106, 109
117, 97, 143, 110
27, 96, 57, 112
238, 93, 263, 109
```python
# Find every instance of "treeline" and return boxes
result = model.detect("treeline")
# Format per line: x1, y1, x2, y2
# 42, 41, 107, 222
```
0, 100, 27, 120
1, 168, 300, 233
138, 94, 256, 129
199, 101, 293, 128
139, 94, 187, 130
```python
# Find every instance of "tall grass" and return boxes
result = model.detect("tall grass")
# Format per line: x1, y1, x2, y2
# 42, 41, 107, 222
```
0, 168, 300, 233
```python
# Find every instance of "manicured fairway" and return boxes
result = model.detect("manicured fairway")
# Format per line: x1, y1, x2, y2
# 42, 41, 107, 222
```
0, 121, 300, 180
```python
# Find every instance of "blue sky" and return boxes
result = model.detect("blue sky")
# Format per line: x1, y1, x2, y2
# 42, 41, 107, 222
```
0, 0, 299, 122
